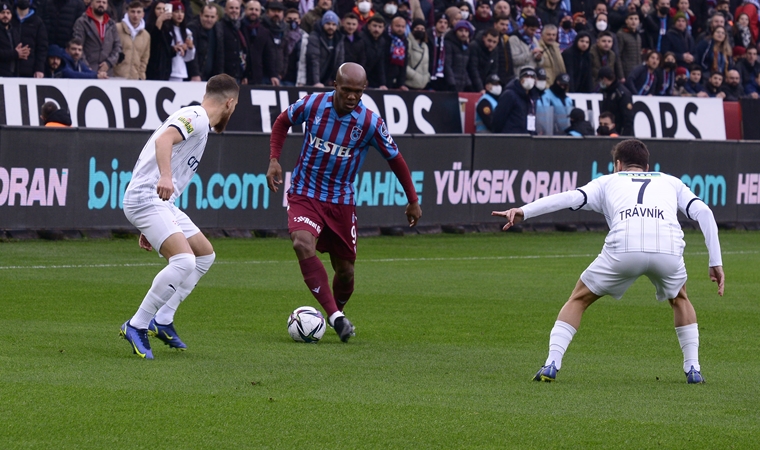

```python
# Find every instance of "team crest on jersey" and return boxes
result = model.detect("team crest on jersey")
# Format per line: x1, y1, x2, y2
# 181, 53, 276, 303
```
350, 125, 363, 141
380, 121, 389, 137
313, 114, 322, 127
177, 116, 194, 134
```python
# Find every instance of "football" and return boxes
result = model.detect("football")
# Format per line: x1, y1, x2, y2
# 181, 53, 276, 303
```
287, 306, 326, 343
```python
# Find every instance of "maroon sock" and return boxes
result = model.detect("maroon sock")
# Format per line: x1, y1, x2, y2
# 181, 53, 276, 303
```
333, 274, 354, 312
299, 256, 338, 317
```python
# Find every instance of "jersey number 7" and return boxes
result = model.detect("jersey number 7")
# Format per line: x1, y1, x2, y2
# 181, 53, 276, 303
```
632, 179, 651, 204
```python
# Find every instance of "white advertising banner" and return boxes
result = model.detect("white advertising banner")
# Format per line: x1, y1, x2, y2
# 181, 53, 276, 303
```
569, 93, 726, 140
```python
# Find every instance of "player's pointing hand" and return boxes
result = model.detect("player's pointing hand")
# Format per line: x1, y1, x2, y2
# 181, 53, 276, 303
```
491, 208, 524, 231
266, 159, 283, 193
709, 266, 725, 296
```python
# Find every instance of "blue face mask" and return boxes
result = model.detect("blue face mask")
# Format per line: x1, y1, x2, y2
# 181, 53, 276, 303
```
289, 20, 299, 30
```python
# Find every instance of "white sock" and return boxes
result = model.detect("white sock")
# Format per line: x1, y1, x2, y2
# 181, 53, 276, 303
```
154, 253, 215, 325
328, 311, 345, 327
130, 253, 196, 329
676, 323, 700, 373
545, 320, 577, 370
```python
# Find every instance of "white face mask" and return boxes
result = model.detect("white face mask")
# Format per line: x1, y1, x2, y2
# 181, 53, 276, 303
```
535, 80, 546, 90
489, 85, 502, 96
384, 4, 397, 15
460, 10, 470, 20
358, 1, 371, 13
521, 78, 535, 90
596, 20, 607, 31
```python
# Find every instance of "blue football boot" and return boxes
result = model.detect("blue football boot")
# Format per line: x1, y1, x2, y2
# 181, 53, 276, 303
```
120, 321, 153, 359
685, 366, 705, 384
148, 319, 187, 350
532, 361, 558, 382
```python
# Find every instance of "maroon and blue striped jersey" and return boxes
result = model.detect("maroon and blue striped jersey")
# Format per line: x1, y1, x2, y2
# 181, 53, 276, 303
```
286, 91, 400, 205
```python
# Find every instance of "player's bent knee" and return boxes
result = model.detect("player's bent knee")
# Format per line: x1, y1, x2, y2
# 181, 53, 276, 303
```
195, 252, 215, 275
169, 253, 196, 276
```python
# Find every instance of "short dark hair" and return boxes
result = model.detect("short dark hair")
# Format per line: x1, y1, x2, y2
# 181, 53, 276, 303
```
598, 30, 613, 39
483, 27, 499, 38
201, 4, 218, 14
367, 14, 386, 26
205, 74, 240, 101
67, 37, 83, 48
710, 71, 723, 78
494, 14, 510, 22
599, 111, 616, 123
612, 139, 649, 169
285, 7, 299, 15
689, 64, 702, 73
343, 11, 358, 20
127, 0, 143, 9
40, 101, 59, 122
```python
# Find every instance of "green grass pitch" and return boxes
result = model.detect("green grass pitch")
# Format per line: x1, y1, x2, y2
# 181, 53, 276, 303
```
0, 231, 758, 448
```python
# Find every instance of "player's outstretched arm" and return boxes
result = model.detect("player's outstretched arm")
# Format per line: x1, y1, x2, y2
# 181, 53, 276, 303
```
709, 266, 725, 296
491, 208, 524, 231
266, 159, 283, 193
155, 126, 184, 201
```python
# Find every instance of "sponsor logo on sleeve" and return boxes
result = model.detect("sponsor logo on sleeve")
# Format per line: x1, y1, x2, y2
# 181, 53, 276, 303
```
177, 116, 194, 134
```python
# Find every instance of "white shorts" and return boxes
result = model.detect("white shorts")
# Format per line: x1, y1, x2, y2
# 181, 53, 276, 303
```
580, 250, 687, 301
123, 199, 200, 254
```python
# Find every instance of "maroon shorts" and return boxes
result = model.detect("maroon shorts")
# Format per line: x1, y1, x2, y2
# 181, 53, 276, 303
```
287, 193, 357, 261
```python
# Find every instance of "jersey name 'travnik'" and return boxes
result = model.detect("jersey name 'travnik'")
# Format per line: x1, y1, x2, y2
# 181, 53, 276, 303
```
578, 172, 699, 255
287, 92, 400, 205
124, 106, 210, 204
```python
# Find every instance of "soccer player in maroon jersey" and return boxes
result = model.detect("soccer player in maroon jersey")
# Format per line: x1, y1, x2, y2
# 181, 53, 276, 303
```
267, 63, 422, 342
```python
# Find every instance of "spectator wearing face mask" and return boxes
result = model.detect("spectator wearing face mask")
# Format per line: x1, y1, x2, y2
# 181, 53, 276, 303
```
406, 18, 429, 89
657, 51, 677, 95
598, 66, 633, 135
11, 0, 47, 78
378, 0, 400, 23
475, 73, 503, 132
492, 66, 541, 134
352, 0, 376, 31
558, 14, 576, 51
564, 107, 594, 136
643, 0, 671, 51
538, 72, 574, 133
596, 111, 619, 136
590, 12, 619, 55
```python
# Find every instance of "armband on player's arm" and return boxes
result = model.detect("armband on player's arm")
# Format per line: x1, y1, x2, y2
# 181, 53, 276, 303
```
388, 154, 419, 203
688, 200, 723, 267
269, 111, 294, 161
521, 190, 586, 220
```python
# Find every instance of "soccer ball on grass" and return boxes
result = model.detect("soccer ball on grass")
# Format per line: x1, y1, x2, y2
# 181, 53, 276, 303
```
287, 306, 326, 343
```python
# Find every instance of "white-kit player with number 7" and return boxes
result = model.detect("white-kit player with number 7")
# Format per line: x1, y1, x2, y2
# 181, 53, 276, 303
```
492, 139, 725, 384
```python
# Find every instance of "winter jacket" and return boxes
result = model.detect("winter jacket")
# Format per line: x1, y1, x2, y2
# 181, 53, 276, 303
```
13, 9, 48, 77
509, 31, 542, 77
600, 79, 634, 135
342, 31, 365, 67
735, 2, 759, 43
145, 20, 175, 80
538, 85, 574, 134
361, 26, 387, 88
261, 15, 286, 79
616, 27, 641, 78
492, 79, 540, 134
661, 27, 694, 69
590, 45, 624, 81
242, 18, 278, 84
38, 0, 85, 48
300, 6, 326, 34
72, 10, 122, 74
563, 32, 594, 93
306, 27, 345, 85
538, 38, 565, 86
188, 16, 224, 81
444, 30, 473, 91
694, 39, 733, 78
642, 11, 670, 51
626, 65, 661, 96
536, 1, 565, 27
386, 33, 408, 89
114, 20, 150, 79
468, 37, 499, 92
495, 34, 514, 87
0, 23, 22, 77
720, 83, 745, 101
736, 58, 760, 85
59, 50, 98, 78
219, 16, 246, 81
565, 119, 595, 136
405, 35, 430, 89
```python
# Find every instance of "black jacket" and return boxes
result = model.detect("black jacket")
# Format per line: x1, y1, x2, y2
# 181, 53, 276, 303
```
38, 0, 85, 48
0, 23, 22, 77
13, 10, 48, 76
495, 34, 514, 88
642, 11, 670, 51
188, 16, 224, 81
468, 37, 499, 92
361, 26, 387, 88
536, 1, 563, 27
492, 79, 540, 134
661, 27, 694, 68
220, 16, 246, 81
306, 27, 345, 86
626, 65, 660, 96
342, 31, 365, 67
736, 57, 760, 85
386, 33, 407, 89
261, 15, 286, 79
563, 32, 594, 93
145, 21, 175, 80
600, 79, 634, 136
444, 30, 472, 91
242, 17, 277, 84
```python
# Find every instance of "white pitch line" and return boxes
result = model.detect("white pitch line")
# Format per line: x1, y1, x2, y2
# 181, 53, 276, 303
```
0, 250, 756, 271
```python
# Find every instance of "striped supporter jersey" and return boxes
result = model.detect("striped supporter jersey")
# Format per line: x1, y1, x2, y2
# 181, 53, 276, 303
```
286, 91, 399, 205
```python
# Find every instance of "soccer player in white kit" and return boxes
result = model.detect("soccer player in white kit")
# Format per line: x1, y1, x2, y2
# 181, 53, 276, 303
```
492, 139, 725, 383
119, 74, 239, 359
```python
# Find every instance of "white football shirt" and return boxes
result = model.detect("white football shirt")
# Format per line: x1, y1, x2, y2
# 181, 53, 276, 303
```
124, 106, 210, 205
521, 171, 721, 266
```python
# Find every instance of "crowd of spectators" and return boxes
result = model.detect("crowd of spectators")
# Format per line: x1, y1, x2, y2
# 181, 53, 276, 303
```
1, 0, 759, 133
